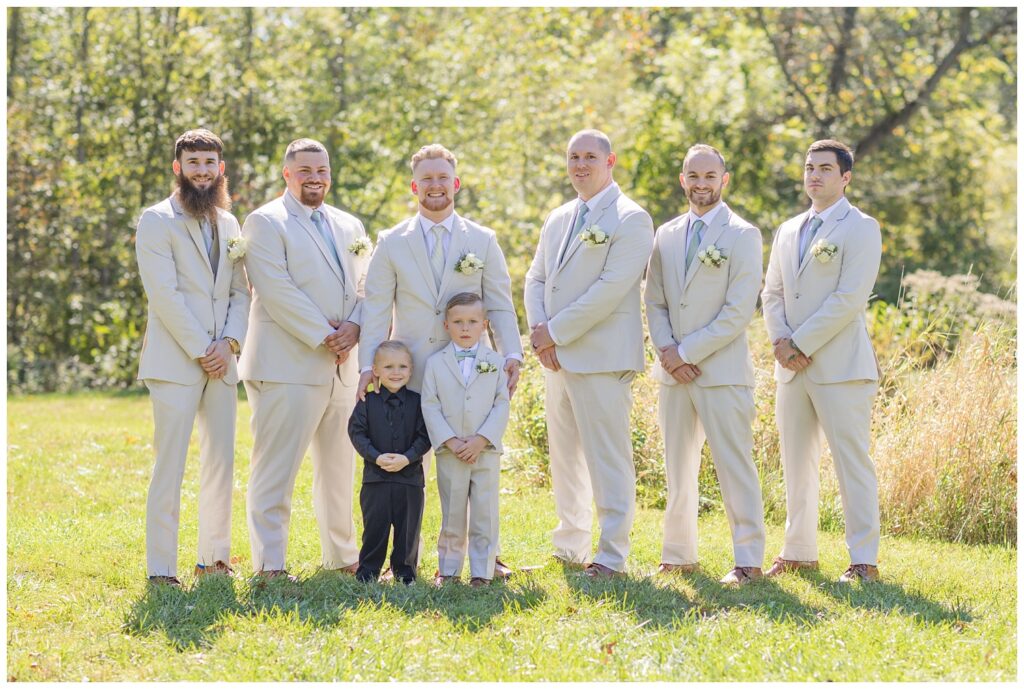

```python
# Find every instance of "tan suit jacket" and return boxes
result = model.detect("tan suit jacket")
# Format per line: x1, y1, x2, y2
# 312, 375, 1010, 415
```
239, 192, 369, 385
136, 195, 250, 385
420, 344, 511, 452
524, 185, 654, 373
644, 203, 762, 388
762, 197, 881, 384
358, 213, 522, 391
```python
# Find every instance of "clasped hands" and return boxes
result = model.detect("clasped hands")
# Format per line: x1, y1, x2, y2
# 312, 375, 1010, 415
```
375, 453, 410, 473
444, 434, 489, 465
529, 322, 560, 372
657, 344, 701, 384
773, 337, 812, 372
323, 319, 360, 364
198, 338, 233, 379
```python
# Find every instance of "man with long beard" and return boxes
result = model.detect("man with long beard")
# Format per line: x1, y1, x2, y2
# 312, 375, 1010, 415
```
135, 128, 251, 586
239, 139, 371, 580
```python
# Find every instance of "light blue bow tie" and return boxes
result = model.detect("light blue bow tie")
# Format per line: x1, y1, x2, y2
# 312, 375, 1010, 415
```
455, 349, 476, 361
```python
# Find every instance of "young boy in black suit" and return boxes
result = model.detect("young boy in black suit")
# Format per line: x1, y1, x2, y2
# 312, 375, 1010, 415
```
348, 340, 431, 584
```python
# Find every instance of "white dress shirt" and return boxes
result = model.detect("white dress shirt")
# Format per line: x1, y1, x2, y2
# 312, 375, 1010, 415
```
677, 201, 724, 364
799, 197, 844, 261
453, 342, 479, 383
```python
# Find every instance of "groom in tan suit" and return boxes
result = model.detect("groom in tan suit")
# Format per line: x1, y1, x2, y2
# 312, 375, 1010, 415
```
761, 139, 883, 583
240, 138, 371, 579
136, 129, 250, 586
644, 144, 766, 585
525, 129, 654, 577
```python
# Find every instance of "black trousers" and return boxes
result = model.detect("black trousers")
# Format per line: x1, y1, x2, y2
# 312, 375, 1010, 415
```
357, 482, 424, 582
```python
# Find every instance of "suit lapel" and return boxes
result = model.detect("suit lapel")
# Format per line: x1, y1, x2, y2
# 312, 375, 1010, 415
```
437, 215, 468, 302
797, 198, 850, 277
551, 206, 576, 277
443, 345, 467, 388
402, 217, 439, 301
285, 193, 345, 285
171, 196, 215, 280
327, 207, 357, 295
212, 211, 229, 291
466, 345, 496, 388
683, 205, 729, 291
790, 210, 813, 278
555, 185, 621, 275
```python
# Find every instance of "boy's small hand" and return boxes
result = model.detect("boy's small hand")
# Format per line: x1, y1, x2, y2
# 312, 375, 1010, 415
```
444, 438, 466, 456
384, 454, 409, 472
455, 435, 488, 464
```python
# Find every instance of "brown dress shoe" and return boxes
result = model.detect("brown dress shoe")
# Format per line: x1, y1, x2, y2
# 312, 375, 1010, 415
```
494, 558, 513, 580
194, 560, 235, 578
255, 569, 299, 583
583, 562, 623, 579
764, 556, 819, 578
552, 554, 588, 570
379, 568, 395, 583
656, 562, 699, 575
839, 563, 879, 583
148, 575, 182, 588
719, 566, 763, 585
469, 577, 490, 588
332, 563, 359, 575
433, 571, 459, 588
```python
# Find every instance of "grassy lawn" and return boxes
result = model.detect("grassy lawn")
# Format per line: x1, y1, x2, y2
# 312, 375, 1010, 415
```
6, 393, 1016, 681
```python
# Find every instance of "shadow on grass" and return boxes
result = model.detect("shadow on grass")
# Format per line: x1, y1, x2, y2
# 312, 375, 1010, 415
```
808, 571, 974, 625
561, 565, 826, 628
122, 575, 244, 651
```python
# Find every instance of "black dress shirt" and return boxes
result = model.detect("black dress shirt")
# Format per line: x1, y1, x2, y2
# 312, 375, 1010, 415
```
347, 386, 431, 487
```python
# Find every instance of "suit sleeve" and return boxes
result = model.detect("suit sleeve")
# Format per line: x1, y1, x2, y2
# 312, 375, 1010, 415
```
221, 217, 251, 346
345, 218, 369, 327
475, 364, 510, 449
402, 408, 432, 466
761, 223, 792, 342
347, 399, 381, 462
790, 217, 882, 356
643, 225, 677, 350
523, 213, 553, 328
547, 209, 655, 346
678, 226, 762, 364
135, 209, 212, 359
419, 357, 458, 450
242, 211, 333, 350
481, 232, 523, 358
357, 233, 397, 370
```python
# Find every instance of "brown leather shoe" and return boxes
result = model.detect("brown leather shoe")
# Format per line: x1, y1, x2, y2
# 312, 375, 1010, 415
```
148, 575, 181, 588
379, 568, 395, 583
494, 558, 513, 580
719, 566, 763, 585
469, 577, 490, 588
552, 554, 588, 570
839, 563, 879, 583
656, 562, 699, 575
194, 560, 235, 578
332, 563, 359, 575
433, 571, 459, 588
583, 562, 624, 579
254, 569, 298, 583
764, 556, 819, 578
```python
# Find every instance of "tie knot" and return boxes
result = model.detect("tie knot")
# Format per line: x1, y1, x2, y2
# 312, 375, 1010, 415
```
385, 395, 402, 408
809, 216, 824, 232
692, 218, 706, 234
432, 224, 445, 237
310, 210, 322, 224
455, 349, 475, 361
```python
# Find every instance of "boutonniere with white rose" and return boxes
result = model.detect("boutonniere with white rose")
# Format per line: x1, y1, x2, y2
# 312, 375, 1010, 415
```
348, 236, 372, 258
475, 360, 498, 374
227, 236, 247, 261
579, 226, 609, 247
455, 252, 484, 275
810, 239, 839, 263
697, 244, 726, 268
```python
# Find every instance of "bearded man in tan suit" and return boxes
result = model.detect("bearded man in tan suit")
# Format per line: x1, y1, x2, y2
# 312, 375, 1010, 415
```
358, 144, 522, 578
239, 138, 371, 580
644, 144, 766, 585
761, 139, 883, 583
136, 129, 251, 586
525, 129, 654, 578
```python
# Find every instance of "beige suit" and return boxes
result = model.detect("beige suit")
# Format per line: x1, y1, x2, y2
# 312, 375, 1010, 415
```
762, 196, 882, 565
644, 203, 766, 567
421, 344, 510, 579
358, 213, 522, 392
239, 191, 369, 571
524, 183, 654, 571
135, 194, 250, 576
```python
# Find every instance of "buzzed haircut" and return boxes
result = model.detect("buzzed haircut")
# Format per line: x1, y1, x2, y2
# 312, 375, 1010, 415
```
445, 291, 484, 315
285, 138, 328, 163
568, 128, 612, 155
807, 139, 854, 175
174, 129, 223, 161
410, 143, 458, 172
683, 143, 727, 172
373, 340, 413, 364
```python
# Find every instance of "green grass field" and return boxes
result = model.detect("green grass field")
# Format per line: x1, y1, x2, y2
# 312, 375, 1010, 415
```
6, 393, 1017, 681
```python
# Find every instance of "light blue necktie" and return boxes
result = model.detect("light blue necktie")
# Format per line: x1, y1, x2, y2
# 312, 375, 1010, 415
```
311, 210, 343, 272
799, 215, 825, 263
559, 201, 590, 265
685, 218, 706, 270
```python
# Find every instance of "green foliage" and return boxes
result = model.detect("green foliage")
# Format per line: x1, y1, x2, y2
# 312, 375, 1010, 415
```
6, 7, 1016, 391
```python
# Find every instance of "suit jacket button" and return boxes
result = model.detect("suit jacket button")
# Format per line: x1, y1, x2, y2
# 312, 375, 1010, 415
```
435, 310, 441, 315
429, 337, 436, 343
796, 293, 801, 299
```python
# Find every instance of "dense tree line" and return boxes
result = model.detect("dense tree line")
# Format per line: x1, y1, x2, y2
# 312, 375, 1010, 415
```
6, 7, 1016, 390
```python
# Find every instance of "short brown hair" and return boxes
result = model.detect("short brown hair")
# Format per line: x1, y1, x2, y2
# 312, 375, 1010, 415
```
373, 340, 412, 364
445, 291, 483, 315
174, 129, 223, 161
683, 143, 727, 172
285, 138, 328, 163
410, 143, 457, 172
807, 139, 854, 175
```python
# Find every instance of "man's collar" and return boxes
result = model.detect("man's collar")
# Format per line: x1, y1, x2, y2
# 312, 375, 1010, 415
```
579, 181, 618, 211
418, 211, 456, 234
380, 386, 407, 400
810, 197, 845, 223
452, 342, 479, 355
687, 201, 724, 228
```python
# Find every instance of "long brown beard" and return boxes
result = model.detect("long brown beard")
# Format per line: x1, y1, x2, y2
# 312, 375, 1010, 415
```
175, 171, 231, 221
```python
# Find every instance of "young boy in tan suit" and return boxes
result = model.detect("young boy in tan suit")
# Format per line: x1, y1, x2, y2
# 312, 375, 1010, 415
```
420, 293, 511, 587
